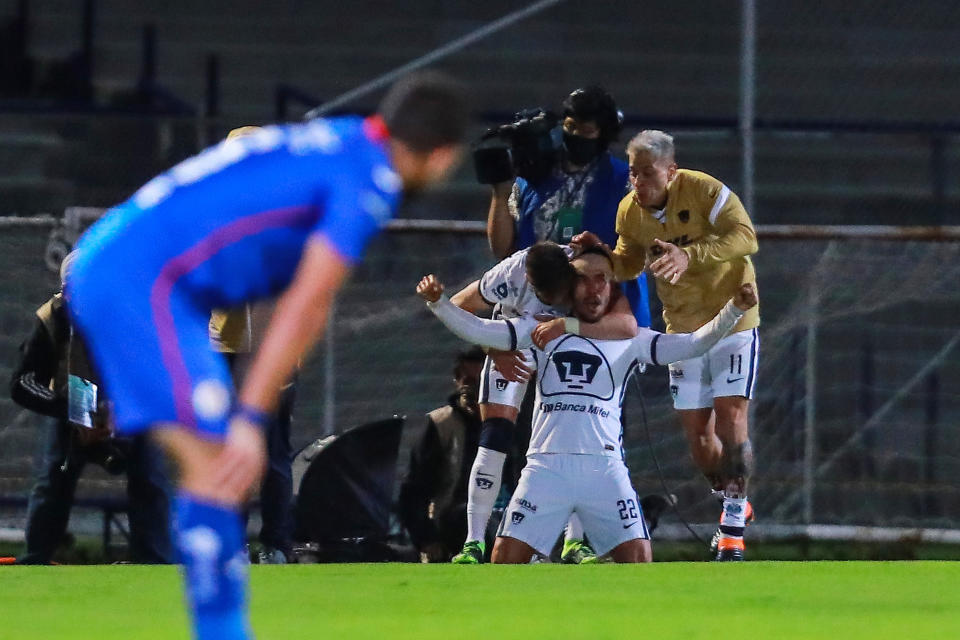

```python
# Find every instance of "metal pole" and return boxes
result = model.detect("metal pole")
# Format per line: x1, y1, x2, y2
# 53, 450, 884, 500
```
323, 300, 336, 436
803, 287, 817, 524
739, 0, 757, 217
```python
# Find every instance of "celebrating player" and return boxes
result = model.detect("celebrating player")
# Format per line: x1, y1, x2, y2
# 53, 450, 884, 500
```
445, 241, 638, 564
573, 129, 760, 561
417, 250, 758, 563
66, 72, 466, 639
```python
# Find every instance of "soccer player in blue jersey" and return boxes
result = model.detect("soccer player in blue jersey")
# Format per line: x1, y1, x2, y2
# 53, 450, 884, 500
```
65, 72, 466, 640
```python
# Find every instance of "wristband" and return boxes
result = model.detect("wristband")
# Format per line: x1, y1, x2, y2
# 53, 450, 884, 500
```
234, 403, 273, 430
563, 317, 581, 335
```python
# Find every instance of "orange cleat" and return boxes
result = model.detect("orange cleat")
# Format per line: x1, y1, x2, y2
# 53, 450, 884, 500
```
715, 536, 745, 562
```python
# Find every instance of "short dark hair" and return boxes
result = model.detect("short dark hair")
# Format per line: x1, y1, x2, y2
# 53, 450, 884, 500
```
378, 71, 468, 152
526, 242, 576, 301
561, 86, 623, 147
454, 346, 486, 379
575, 245, 615, 269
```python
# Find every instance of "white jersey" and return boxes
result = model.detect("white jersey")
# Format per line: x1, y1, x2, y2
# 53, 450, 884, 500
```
507, 316, 663, 458
426, 293, 745, 456
477, 246, 573, 320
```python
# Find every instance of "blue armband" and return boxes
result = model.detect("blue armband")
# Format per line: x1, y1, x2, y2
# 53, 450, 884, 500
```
234, 403, 273, 430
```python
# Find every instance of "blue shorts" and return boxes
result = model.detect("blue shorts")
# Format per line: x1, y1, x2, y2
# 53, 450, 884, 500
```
66, 249, 234, 441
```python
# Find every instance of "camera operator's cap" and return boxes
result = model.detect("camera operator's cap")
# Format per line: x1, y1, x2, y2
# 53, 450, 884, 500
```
562, 86, 623, 144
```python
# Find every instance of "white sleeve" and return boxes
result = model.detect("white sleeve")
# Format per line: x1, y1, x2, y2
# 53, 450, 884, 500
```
426, 296, 536, 350
632, 301, 746, 365
478, 250, 526, 306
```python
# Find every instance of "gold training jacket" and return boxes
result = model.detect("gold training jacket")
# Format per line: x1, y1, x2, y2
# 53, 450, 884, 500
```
611, 169, 760, 335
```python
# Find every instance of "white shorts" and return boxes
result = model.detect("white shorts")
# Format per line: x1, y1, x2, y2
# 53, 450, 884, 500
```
668, 328, 759, 410
479, 351, 530, 409
498, 453, 649, 556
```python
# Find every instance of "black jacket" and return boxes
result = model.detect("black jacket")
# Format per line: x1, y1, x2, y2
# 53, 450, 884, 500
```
10, 293, 70, 419
397, 393, 482, 550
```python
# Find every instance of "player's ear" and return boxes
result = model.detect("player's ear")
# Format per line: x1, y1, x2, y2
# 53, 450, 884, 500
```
424, 144, 464, 181
666, 162, 678, 181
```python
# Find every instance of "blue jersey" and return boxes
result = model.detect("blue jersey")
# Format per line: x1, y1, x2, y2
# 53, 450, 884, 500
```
66, 116, 402, 438
74, 116, 402, 309
510, 153, 652, 327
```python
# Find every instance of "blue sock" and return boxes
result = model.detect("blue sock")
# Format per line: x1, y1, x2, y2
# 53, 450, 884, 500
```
173, 493, 252, 640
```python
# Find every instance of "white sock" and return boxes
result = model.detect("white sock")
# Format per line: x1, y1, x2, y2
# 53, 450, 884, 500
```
465, 447, 506, 543
564, 512, 584, 543
720, 495, 748, 537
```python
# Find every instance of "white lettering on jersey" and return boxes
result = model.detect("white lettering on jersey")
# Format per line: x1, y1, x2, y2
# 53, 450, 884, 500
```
373, 164, 402, 194
288, 120, 342, 155
359, 190, 391, 226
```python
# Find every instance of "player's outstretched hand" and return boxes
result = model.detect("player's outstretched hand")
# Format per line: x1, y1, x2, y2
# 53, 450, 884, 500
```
416, 274, 444, 303
649, 239, 689, 285
733, 283, 758, 311
211, 417, 267, 503
532, 317, 566, 349
489, 348, 532, 383
569, 231, 603, 256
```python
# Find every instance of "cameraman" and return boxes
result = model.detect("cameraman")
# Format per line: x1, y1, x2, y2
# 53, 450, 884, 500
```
11, 252, 172, 564
485, 85, 649, 323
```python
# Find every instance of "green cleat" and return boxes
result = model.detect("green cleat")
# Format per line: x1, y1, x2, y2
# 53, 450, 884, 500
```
561, 539, 598, 565
451, 540, 485, 564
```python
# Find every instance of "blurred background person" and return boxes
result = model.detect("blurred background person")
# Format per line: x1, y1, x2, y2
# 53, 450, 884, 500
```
398, 347, 501, 562
10, 252, 172, 564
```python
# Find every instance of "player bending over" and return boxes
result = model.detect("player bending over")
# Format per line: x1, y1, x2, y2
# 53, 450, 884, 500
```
446, 241, 638, 564
417, 250, 757, 562
66, 73, 466, 640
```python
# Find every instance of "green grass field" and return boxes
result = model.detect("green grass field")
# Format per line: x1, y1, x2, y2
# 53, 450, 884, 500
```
1, 562, 958, 639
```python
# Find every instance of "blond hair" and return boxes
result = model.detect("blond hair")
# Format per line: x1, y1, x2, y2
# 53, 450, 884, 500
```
626, 129, 675, 164
226, 126, 262, 141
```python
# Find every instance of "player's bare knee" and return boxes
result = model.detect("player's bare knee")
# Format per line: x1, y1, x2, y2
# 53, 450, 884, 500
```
491, 536, 534, 564
480, 402, 519, 422
610, 539, 651, 564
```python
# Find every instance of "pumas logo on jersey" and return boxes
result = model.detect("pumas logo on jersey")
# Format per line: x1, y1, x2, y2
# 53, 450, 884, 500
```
475, 476, 494, 490
495, 379, 508, 391
511, 511, 525, 525
540, 336, 615, 400
553, 351, 601, 389
494, 282, 509, 299
669, 368, 684, 379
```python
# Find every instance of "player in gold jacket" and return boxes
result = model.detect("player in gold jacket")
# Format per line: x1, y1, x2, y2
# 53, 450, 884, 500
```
574, 130, 759, 561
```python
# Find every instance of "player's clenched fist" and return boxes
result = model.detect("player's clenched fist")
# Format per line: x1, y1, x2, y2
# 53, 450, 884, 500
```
416, 274, 445, 303
733, 283, 758, 311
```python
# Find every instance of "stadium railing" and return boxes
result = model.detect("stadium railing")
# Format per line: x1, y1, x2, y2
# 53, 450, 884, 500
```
1, 213, 959, 547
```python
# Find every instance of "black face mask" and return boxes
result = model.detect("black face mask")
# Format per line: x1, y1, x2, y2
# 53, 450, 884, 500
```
563, 132, 603, 167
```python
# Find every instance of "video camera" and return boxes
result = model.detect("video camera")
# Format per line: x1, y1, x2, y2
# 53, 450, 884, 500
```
472, 108, 564, 185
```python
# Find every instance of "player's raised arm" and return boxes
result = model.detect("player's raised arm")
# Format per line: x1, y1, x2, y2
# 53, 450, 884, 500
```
636, 283, 758, 365
417, 275, 534, 352
531, 289, 637, 349
450, 279, 494, 314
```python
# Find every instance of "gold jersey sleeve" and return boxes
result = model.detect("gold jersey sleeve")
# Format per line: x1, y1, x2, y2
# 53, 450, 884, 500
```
209, 306, 252, 353
612, 169, 760, 334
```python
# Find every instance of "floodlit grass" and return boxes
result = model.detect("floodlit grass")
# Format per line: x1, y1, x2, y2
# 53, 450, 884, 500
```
1, 562, 958, 639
